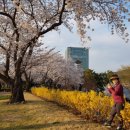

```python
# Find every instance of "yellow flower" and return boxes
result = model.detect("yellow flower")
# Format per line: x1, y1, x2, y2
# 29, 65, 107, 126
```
31, 87, 130, 127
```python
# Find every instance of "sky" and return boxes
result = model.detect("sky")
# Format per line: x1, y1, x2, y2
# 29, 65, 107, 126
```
43, 20, 130, 73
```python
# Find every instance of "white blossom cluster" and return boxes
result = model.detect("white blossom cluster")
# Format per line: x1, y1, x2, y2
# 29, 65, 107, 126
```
26, 46, 84, 88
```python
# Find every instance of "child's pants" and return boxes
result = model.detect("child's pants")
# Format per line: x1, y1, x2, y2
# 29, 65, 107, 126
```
108, 103, 124, 127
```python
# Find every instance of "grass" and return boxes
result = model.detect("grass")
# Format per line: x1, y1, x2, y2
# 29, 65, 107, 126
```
0, 92, 112, 130
0, 95, 10, 100
0, 92, 10, 100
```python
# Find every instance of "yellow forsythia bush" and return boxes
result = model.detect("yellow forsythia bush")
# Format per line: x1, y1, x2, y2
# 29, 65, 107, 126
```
31, 87, 130, 127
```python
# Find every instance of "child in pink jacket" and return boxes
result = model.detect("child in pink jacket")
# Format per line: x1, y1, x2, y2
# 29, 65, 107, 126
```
104, 74, 125, 130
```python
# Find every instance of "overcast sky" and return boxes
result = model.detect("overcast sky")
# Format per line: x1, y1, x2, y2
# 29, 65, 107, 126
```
43, 21, 130, 73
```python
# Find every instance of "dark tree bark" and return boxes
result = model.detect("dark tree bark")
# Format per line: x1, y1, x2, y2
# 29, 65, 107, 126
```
10, 77, 25, 103
0, 73, 24, 103
0, 82, 2, 91
24, 71, 32, 92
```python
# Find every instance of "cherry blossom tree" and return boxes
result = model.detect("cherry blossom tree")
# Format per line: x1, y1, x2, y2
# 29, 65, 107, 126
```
24, 45, 59, 86
21, 44, 57, 90
0, 0, 130, 103
44, 55, 83, 89
29, 52, 83, 89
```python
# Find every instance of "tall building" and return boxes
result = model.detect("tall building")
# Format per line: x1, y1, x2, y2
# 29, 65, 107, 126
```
66, 47, 89, 70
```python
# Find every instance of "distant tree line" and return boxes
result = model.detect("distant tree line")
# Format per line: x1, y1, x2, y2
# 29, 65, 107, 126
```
82, 66, 130, 92
82, 69, 114, 92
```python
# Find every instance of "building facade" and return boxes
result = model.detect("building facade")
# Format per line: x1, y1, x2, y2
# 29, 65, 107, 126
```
66, 47, 89, 70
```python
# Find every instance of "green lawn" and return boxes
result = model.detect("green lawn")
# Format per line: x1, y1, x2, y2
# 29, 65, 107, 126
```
0, 93, 10, 100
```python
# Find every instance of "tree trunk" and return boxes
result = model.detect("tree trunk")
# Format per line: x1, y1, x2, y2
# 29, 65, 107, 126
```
10, 85, 25, 103
24, 71, 31, 92
10, 77, 25, 103
0, 83, 2, 91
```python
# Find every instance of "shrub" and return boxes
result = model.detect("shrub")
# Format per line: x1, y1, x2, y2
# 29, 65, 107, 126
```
31, 87, 130, 128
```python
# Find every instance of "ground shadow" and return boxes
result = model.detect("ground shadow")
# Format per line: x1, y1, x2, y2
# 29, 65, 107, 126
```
0, 120, 87, 130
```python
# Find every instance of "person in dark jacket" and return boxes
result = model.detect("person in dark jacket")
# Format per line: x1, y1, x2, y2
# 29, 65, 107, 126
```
104, 74, 125, 130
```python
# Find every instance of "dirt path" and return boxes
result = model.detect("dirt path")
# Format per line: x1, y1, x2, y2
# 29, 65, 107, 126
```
0, 92, 110, 130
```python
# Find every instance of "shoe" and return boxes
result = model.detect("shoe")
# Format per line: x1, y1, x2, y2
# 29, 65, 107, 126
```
116, 126, 123, 130
104, 122, 112, 128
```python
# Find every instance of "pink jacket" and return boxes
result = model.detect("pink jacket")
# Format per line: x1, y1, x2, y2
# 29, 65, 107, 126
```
108, 83, 125, 103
